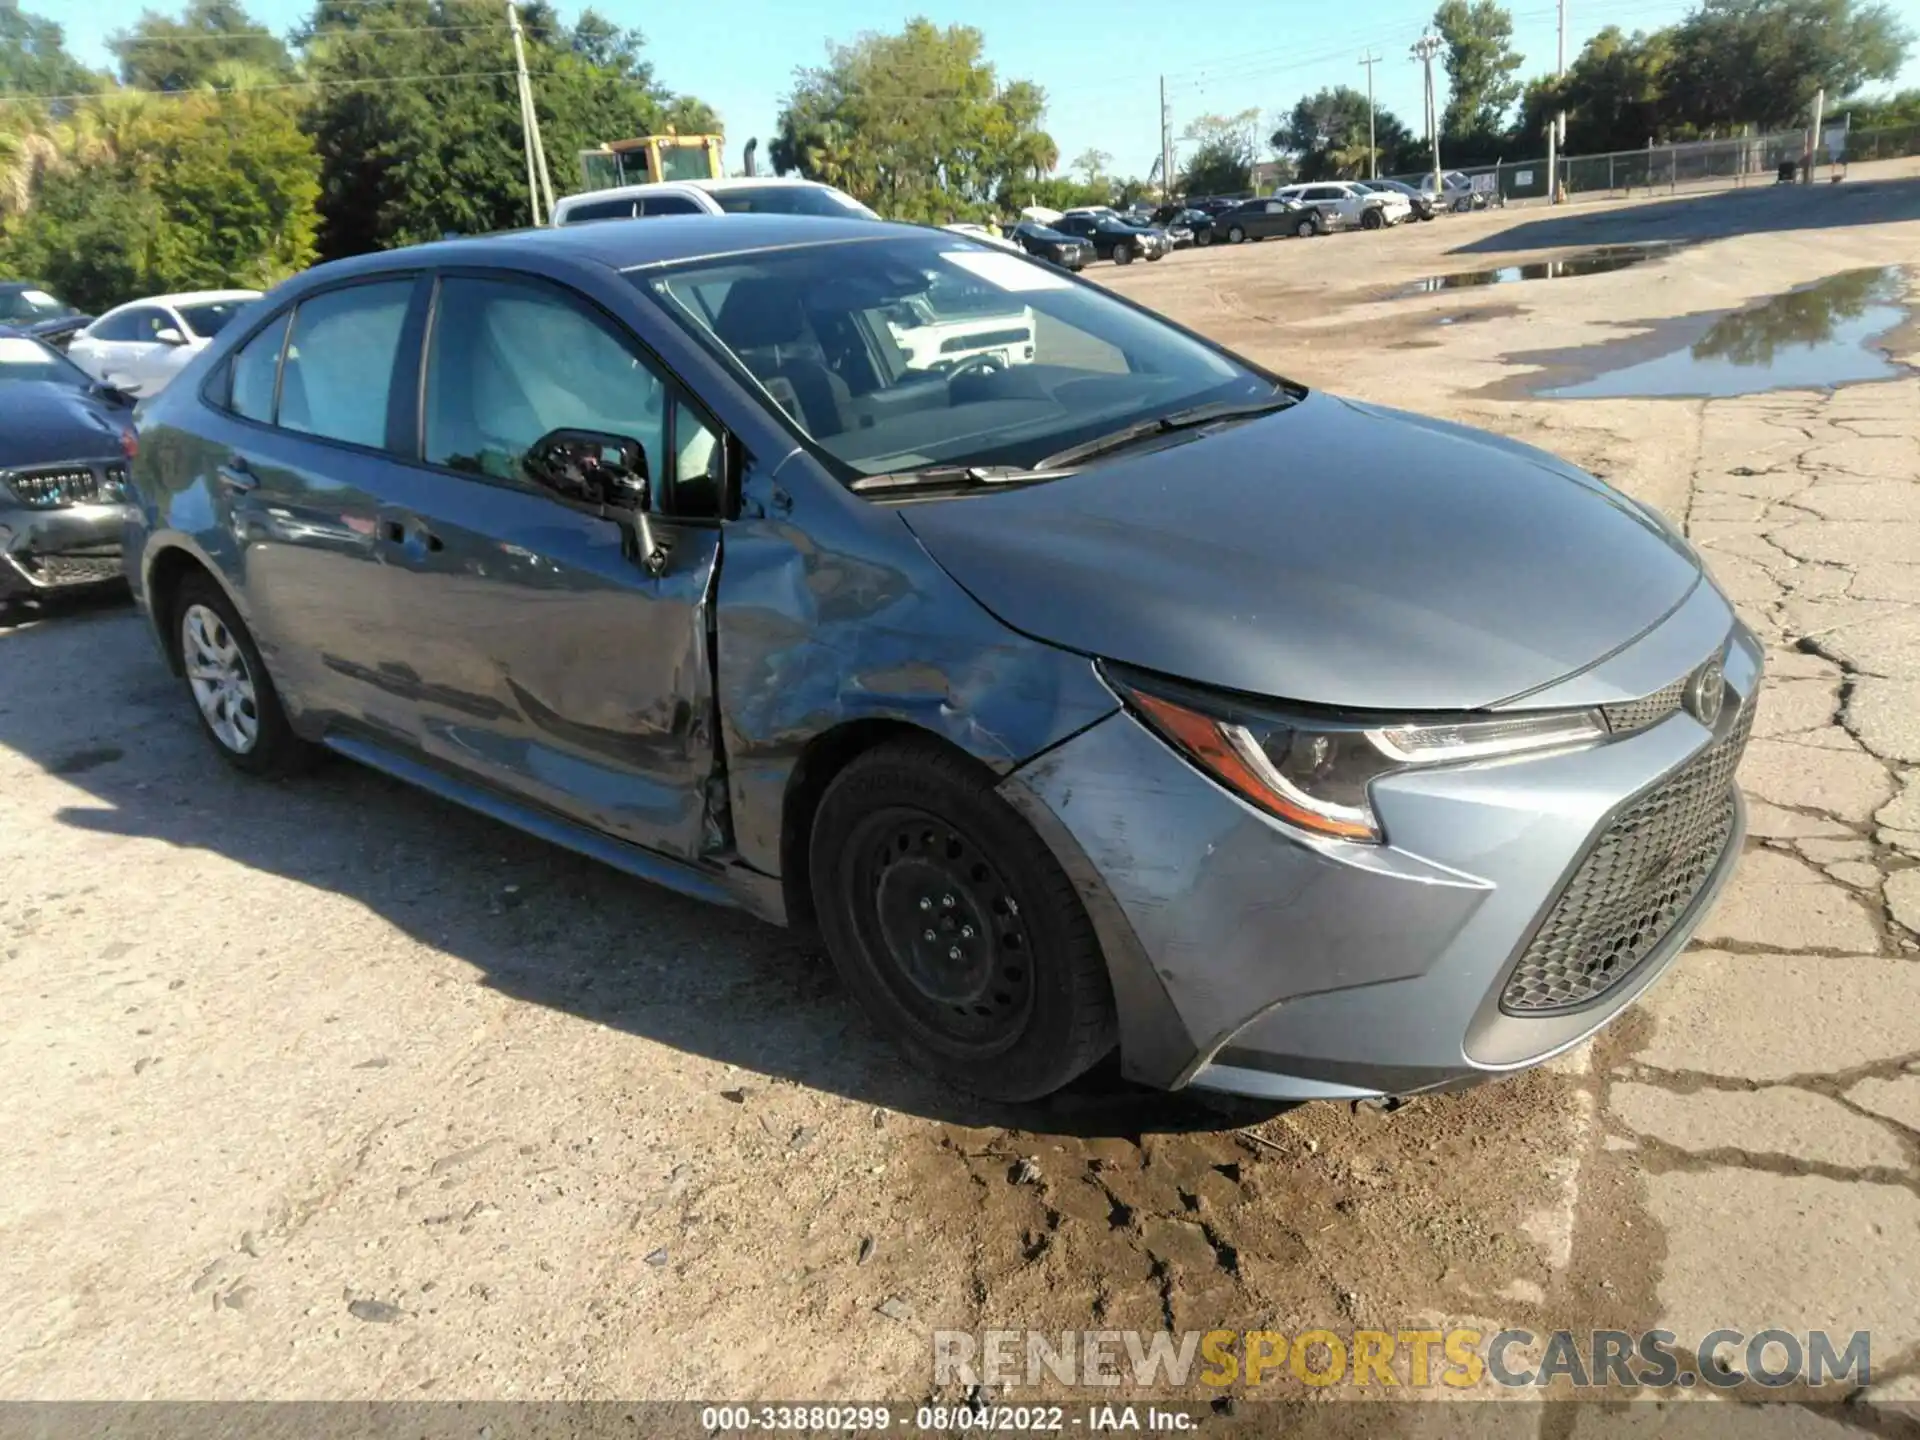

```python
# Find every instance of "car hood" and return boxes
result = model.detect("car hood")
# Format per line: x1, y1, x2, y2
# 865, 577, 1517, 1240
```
896, 391, 1704, 711
0, 382, 129, 471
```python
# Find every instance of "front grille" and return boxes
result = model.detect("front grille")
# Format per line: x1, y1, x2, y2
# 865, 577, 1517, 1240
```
1602, 675, 1689, 734
21, 553, 124, 586
8, 465, 103, 508
1500, 692, 1753, 1014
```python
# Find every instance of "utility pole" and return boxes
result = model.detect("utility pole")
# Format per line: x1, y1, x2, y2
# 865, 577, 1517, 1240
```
1806, 86, 1825, 183
1358, 52, 1380, 177
1159, 75, 1174, 200
1412, 31, 1443, 196
508, 1, 555, 225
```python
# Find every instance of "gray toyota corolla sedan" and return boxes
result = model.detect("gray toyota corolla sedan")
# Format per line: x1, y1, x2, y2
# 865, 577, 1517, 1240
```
122, 215, 1759, 1103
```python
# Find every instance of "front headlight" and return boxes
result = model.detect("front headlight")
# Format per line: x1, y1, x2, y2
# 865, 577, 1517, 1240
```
1107, 665, 1605, 844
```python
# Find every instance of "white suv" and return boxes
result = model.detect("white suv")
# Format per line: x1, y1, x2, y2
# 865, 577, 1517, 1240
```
553, 177, 878, 225
1273, 181, 1410, 231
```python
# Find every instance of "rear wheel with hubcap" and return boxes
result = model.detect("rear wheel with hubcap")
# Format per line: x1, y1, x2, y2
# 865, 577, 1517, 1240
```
810, 738, 1117, 1101
173, 573, 315, 776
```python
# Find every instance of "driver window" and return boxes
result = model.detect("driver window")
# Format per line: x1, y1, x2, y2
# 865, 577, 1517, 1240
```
425, 276, 668, 492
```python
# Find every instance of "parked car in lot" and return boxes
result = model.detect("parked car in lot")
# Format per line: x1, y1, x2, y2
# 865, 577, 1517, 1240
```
940, 222, 1022, 253
0, 331, 137, 602
1215, 196, 1327, 242
1357, 178, 1437, 220
124, 215, 1758, 1108
1418, 170, 1504, 211
0, 281, 90, 349
1149, 205, 1217, 246
1274, 181, 1410, 230
552, 177, 878, 224
67, 291, 260, 398
1006, 221, 1093, 271
1049, 211, 1170, 264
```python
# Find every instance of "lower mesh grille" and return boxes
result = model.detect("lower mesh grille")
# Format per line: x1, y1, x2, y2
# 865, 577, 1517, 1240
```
15, 552, 124, 586
1500, 694, 1753, 1014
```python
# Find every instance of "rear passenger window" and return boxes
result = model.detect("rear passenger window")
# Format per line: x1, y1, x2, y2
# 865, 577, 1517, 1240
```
280, 280, 413, 449
229, 310, 290, 422
642, 195, 701, 216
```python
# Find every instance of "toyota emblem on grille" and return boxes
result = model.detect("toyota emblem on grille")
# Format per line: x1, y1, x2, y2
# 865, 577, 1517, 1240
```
1685, 657, 1725, 728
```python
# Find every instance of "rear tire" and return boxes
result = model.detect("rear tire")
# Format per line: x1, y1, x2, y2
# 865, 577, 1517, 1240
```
172, 572, 316, 777
810, 738, 1118, 1102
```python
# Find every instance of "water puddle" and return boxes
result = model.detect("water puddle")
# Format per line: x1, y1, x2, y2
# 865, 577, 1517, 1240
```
1530, 267, 1912, 399
1400, 244, 1682, 296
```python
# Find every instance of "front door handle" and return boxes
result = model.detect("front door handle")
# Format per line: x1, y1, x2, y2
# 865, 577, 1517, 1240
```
379, 514, 443, 555
217, 455, 258, 491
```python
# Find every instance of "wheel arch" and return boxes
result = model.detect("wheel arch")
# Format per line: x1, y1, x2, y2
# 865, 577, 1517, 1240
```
143, 541, 234, 676
778, 718, 988, 932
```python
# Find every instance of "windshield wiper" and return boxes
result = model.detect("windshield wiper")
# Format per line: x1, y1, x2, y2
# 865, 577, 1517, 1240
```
849, 463, 1075, 494
1034, 392, 1302, 470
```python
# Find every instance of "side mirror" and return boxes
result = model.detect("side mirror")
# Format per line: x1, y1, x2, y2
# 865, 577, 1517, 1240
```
154, 326, 188, 346
522, 428, 668, 575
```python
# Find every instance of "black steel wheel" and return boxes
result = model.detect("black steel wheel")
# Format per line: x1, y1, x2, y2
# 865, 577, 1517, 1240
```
1112, 244, 1134, 265
810, 737, 1118, 1100
1361, 206, 1385, 230
1195, 227, 1213, 246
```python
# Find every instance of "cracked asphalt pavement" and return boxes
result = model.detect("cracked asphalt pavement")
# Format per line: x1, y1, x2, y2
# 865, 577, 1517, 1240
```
3, 167, 1919, 1421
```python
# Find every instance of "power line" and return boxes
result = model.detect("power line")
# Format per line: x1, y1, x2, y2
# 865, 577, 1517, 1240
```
109, 23, 507, 45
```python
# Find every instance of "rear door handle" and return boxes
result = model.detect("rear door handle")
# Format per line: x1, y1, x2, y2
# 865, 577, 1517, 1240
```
217, 455, 258, 491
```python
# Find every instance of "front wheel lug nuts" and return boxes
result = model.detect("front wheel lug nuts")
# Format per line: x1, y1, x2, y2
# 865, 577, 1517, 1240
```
948, 947, 962, 961
918, 898, 932, 912
941, 894, 955, 908
960, 925, 975, 939
923, 929, 935, 941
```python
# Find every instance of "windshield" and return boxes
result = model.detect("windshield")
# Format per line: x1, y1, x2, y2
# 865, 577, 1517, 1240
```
0, 334, 90, 387
179, 299, 252, 337
0, 286, 77, 323
637, 233, 1277, 480
712, 185, 877, 219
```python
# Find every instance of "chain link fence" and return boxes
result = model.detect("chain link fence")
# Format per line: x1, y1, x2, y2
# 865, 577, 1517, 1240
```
1386, 123, 1920, 207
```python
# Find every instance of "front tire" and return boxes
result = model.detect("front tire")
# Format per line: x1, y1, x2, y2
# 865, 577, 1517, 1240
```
810, 738, 1118, 1101
172, 573, 315, 777
1112, 244, 1134, 265
1296, 216, 1318, 237
1195, 227, 1213, 246
1361, 207, 1384, 230
1226, 224, 1246, 244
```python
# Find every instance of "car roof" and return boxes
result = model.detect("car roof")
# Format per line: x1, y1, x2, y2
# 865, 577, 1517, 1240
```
275, 214, 930, 290
557, 176, 847, 204
99, 289, 259, 315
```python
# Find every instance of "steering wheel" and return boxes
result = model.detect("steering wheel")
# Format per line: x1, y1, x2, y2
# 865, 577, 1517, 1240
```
946, 352, 1008, 383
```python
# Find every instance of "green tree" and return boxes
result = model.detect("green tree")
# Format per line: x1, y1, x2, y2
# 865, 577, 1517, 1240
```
1276, 85, 1414, 179
0, 90, 318, 309
108, 0, 293, 92
769, 19, 1058, 223
301, 0, 712, 257
1070, 147, 1111, 183
1178, 109, 1258, 195
1840, 86, 1920, 129
1516, 26, 1677, 151
1668, 0, 1910, 132
1435, 0, 1524, 157
2, 2, 106, 96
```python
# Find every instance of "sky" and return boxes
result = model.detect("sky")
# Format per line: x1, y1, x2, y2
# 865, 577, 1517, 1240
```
59, 0, 1920, 184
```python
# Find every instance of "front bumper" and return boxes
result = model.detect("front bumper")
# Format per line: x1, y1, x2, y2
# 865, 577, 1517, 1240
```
0, 499, 135, 598
999, 592, 1762, 1099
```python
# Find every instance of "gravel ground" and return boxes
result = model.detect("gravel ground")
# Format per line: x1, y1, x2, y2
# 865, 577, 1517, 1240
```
3, 164, 1919, 1421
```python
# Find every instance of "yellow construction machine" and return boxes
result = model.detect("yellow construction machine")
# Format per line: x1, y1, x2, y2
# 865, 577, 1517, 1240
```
577, 131, 727, 190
